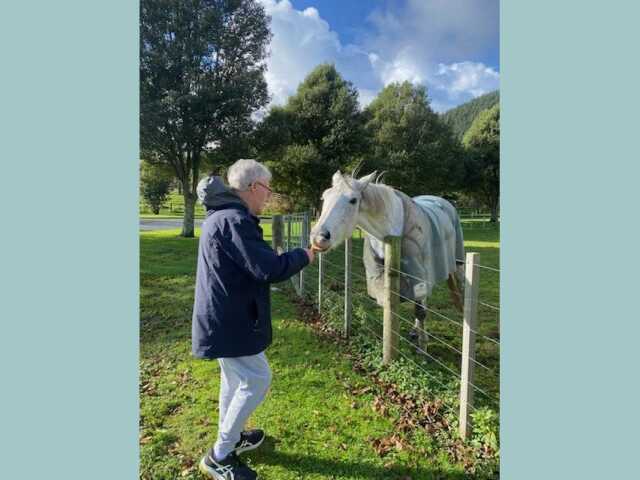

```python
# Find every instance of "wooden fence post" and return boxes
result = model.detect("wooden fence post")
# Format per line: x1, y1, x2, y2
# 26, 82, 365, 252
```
459, 252, 480, 439
299, 212, 310, 295
383, 236, 401, 365
318, 252, 323, 312
286, 215, 292, 251
344, 237, 352, 338
272, 214, 283, 253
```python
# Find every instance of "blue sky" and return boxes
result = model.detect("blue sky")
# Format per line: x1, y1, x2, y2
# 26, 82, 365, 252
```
259, 0, 499, 112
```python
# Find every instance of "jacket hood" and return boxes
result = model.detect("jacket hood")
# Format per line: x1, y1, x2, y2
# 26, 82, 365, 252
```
197, 176, 248, 211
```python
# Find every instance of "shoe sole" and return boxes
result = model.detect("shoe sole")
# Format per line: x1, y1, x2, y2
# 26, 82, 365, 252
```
234, 434, 265, 455
199, 456, 260, 480
198, 457, 226, 480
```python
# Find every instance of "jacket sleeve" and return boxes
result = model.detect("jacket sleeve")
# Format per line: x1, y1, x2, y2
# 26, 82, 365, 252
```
221, 216, 309, 284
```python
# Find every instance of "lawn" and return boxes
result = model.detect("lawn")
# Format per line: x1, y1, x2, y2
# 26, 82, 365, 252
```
140, 223, 499, 479
140, 191, 201, 217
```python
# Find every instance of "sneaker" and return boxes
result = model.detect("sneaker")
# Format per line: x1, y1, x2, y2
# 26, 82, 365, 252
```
199, 451, 258, 480
234, 429, 265, 455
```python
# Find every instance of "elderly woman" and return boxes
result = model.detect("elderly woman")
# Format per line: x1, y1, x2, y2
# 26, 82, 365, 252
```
192, 159, 314, 480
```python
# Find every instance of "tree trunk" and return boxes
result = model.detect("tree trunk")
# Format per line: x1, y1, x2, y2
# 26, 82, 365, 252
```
490, 198, 499, 223
181, 181, 196, 237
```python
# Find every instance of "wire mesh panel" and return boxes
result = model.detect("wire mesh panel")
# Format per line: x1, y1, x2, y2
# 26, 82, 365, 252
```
282, 213, 307, 295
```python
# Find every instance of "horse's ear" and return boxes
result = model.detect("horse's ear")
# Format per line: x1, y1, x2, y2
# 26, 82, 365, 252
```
358, 171, 377, 191
375, 171, 387, 183
332, 170, 345, 187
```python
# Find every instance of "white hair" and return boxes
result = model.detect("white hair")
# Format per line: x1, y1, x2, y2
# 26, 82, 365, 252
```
226, 159, 272, 191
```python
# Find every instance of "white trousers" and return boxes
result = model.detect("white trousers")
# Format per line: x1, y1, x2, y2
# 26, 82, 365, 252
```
213, 351, 272, 460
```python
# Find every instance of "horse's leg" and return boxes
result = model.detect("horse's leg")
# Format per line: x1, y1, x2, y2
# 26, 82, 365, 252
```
455, 261, 465, 301
409, 305, 419, 343
447, 274, 464, 312
414, 300, 428, 353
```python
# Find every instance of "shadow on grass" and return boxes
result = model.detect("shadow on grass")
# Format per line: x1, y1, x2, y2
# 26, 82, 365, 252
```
246, 436, 468, 480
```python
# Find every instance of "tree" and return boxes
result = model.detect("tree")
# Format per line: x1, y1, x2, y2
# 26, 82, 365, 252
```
254, 64, 370, 209
140, 0, 270, 236
463, 104, 500, 222
365, 82, 464, 197
140, 160, 173, 214
440, 90, 500, 140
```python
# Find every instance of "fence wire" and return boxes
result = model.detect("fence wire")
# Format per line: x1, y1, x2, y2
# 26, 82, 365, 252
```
279, 213, 500, 414
348, 251, 498, 313
315, 271, 496, 375
356, 314, 471, 417
309, 268, 499, 406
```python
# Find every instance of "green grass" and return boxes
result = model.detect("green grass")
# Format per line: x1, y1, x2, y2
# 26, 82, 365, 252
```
140, 191, 195, 217
140, 225, 499, 479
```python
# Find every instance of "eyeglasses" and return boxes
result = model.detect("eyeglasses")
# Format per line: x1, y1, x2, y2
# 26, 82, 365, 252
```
254, 181, 273, 195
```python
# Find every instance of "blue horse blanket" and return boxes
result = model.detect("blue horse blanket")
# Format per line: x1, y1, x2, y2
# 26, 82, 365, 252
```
363, 192, 464, 305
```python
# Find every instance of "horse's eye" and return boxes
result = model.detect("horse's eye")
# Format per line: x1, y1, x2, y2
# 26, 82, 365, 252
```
349, 198, 357, 205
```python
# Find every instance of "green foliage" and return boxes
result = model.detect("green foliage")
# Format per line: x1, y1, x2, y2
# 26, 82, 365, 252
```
364, 82, 464, 196
463, 104, 500, 149
463, 105, 500, 222
254, 64, 369, 209
140, 0, 270, 235
269, 143, 323, 209
441, 90, 500, 140
470, 408, 499, 453
286, 64, 368, 161
255, 71, 473, 205
140, 160, 174, 215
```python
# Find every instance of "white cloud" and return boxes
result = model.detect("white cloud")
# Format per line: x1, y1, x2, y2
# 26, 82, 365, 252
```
258, 0, 379, 109
257, 0, 499, 113
434, 62, 499, 98
259, 0, 349, 105
363, 0, 499, 110
365, 0, 499, 65
357, 89, 378, 108
376, 48, 425, 86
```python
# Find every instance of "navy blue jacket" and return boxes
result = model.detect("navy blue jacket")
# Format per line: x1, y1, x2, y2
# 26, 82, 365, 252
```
191, 178, 309, 359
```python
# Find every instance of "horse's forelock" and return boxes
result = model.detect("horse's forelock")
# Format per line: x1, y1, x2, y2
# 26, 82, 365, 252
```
325, 173, 384, 207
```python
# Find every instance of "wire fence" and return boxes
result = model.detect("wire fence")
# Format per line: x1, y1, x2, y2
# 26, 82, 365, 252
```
316, 266, 499, 407
274, 212, 500, 438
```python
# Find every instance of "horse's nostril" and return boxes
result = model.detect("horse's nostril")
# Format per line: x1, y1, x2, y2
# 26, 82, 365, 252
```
320, 230, 331, 240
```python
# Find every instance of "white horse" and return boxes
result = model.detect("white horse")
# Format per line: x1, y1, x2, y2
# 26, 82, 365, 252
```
310, 170, 465, 350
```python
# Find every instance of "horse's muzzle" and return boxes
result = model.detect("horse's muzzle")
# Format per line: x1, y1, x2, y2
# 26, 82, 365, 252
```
310, 229, 331, 252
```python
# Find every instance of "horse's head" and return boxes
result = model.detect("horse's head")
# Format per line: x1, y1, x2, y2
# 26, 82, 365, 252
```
310, 170, 376, 252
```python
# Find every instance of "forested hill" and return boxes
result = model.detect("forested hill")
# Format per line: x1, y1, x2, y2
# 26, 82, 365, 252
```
441, 90, 500, 140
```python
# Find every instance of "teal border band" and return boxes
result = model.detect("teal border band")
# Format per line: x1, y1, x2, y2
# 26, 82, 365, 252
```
502, 1, 640, 478
1, 1, 639, 478
0, 1, 139, 478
